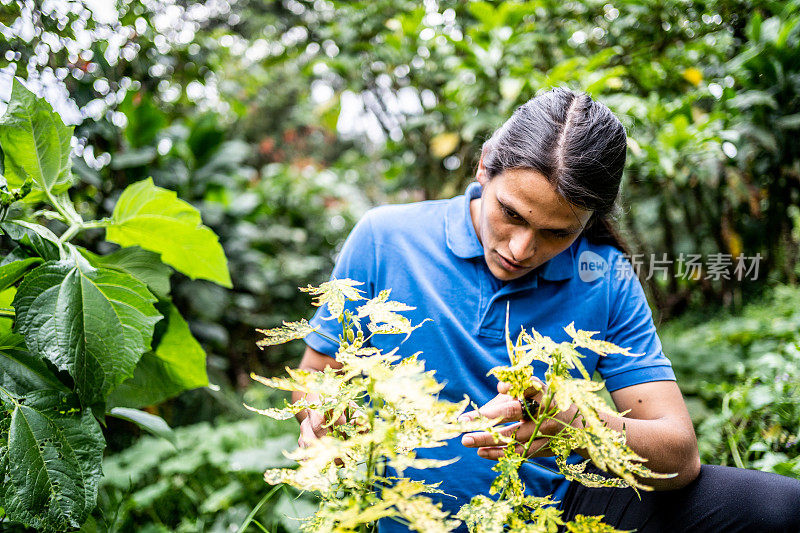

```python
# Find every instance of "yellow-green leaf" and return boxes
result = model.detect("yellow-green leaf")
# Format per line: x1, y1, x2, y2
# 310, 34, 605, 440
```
256, 319, 319, 347
300, 278, 364, 319
106, 178, 232, 287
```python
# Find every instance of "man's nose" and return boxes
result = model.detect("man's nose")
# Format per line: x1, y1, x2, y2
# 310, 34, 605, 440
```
509, 229, 536, 262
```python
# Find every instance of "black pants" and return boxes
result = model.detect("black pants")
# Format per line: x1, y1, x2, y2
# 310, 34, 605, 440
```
560, 465, 800, 532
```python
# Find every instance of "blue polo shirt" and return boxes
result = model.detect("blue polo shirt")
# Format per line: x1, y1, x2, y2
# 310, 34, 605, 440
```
305, 182, 675, 532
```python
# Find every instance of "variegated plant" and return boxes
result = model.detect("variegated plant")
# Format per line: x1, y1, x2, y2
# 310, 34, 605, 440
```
456, 307, 674, 531
250, 280, 670, 532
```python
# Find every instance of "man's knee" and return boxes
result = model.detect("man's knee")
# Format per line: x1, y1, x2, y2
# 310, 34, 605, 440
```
699, 465, 800, 532
759, 474, 800, 532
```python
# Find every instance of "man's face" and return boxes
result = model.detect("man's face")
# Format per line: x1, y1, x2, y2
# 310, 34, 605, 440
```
470, 164, 593, 282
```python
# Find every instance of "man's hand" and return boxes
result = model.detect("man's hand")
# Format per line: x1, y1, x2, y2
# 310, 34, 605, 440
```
293, 346, 345, 448
297, 396, 345, 448
459, 379, 578, 460
297, 399, 368, 448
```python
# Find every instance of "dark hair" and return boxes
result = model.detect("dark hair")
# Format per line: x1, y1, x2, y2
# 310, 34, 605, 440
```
481, 87, 628, 252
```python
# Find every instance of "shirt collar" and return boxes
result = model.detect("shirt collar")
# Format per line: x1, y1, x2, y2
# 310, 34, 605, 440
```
445, 181, 576, 282
445, 182, 484, 259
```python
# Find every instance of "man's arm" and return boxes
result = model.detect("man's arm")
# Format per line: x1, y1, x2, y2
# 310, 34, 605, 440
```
603, 380, 700, 489
293, 346, 342, 446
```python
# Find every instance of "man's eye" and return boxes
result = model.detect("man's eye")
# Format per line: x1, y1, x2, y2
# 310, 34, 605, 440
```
502, 205, 523, 221
547, 230, 572, 239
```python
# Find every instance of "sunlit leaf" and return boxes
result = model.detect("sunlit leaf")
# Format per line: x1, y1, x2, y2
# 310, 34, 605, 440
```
564, 323, 640, 357
566, 514, 630, 533
256, 319, 319, 348
300, 278, 364, 319
106, 178, 232, 287
456, 495, 512, 533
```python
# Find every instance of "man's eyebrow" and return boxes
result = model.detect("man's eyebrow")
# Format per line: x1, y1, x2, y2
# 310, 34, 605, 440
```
497, 195, 584, 233
543, 225, 583, 233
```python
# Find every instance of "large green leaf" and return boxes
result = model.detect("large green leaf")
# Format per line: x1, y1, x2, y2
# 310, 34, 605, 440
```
0, 78, 73, 197
0, 332, 67, 396
108, 303, 208, 408
12, 260, 162, 406
0, 258, 43, 293
79, 246, 172, 299
106, 178, 232, 287
0, 391, 104, 531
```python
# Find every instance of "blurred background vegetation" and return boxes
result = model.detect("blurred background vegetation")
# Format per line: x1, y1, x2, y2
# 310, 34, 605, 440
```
0, 0, 798, 530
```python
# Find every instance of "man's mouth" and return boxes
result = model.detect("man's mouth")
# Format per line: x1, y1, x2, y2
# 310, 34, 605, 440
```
497, 252, 527, 272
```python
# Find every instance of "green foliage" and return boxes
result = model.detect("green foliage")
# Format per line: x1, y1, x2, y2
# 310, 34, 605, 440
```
0, 79, 73, 198
108, 303, 209, 410
90, 412, 316, 533
0, 390, 104, 531
250, 281, 664, 532
13, 260, 161, 407
0, 80, 230, 530
661, 285, 800, 478
696, 347, 800, 477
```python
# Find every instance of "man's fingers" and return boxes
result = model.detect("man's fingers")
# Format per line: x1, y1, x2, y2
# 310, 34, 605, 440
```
462, 422, 527, 447
496, 378, 546, 398
476, 438, 553, 460
298, 424, 316, 448
459, 394, 522, 424
462, 421, 551, 448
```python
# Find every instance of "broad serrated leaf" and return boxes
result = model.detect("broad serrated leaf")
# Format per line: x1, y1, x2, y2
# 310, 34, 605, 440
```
563, 323, 640, 357
0, 78, 73, 198
12, 260, 162, 406
0, 258, 43, 292
299, 278, 364, 319
392, 494, 460, 533
256, 319, 319, 348
357, 289, 428, 337
547, 375, 619, 427
79, 246, 172, 299
488, 364, 536, 399
106, 177, 231, 287
553, 454, 629, 489
0, 392, 104, 531
107, 303, 208, 408
552, 424, 673, 492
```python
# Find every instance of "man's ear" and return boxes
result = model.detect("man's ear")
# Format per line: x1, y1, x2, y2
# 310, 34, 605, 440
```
476, 154, 488, 186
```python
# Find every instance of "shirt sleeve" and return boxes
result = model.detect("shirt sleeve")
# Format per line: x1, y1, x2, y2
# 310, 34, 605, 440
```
596, 254, 676, 392
304, 210, 377, 358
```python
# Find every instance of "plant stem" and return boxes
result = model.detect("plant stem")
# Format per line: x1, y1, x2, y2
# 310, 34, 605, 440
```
58, 219, 111, 244
236, 484, 282, 533
313, 329, 341, 344
58, 224, 81, 244
45, 189, 78, 226
522, 391, 553, 457
0, 307, 14, 318
250, 519, 269, 533
726, 427, 746, 469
